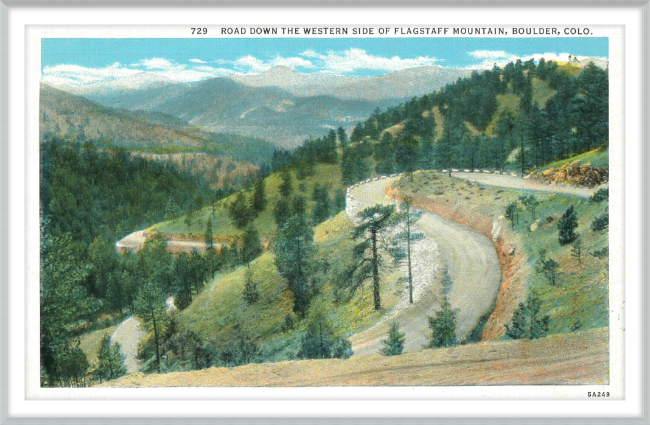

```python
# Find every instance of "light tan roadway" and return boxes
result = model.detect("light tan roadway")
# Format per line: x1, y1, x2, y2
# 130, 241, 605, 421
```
452, 171, 597, 198
110, 316, 147, 373
116, 230, 220, 253
347, 177, 501, 356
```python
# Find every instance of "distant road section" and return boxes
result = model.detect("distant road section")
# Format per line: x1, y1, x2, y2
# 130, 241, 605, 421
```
346, 176, 501, 356
116, 230, 219, 254
451, 171, 598, 198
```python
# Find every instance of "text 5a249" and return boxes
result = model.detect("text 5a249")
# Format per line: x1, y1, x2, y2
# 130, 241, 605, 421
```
191, 28, 207, 35
588, 392, 610, 398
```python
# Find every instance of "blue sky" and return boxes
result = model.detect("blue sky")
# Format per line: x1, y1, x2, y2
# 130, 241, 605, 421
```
41, 37, 608, 86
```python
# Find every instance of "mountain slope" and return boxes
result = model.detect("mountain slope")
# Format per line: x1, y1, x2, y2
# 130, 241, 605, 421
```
39, 84, 276, 165
152, 77, 398, 148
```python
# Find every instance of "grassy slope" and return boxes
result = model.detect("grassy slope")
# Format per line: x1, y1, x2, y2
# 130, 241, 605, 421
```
534, 147, 609, 173
149, 163, 346, 241
178, 212, 404, 361
79, 325, 117, 368
101, 327, 608, 387
395, 170, 608, 337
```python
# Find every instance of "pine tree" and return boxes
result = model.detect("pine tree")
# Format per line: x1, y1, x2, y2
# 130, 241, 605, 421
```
274, 215, 316, 316
505, 294, 550, 340
240, 225, 263, 265
311, 183, 331, 224
571, 239, 583, 265
205, 218, 213, 249
334, 188, 346, 213
251, 178, 267, 215
242, 267, 260, 304
134, 281, 168, 373
95, 334, 127, 383
337, 126, 348, 148
381, 322, 405, 356
279, 169, 293, 198
346, 205, 397, 310
227, 191, 252, 229
558, 205, 578, 245
428, 298, 457, 348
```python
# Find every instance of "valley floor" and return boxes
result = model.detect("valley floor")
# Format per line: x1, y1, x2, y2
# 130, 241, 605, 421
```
99, 327, 608, 387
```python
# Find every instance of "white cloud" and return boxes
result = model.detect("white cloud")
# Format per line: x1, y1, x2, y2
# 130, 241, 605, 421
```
190, 58, 207, 64
232, 55, 313, 73
301, 48, 441, 74
132, 58, 186, 72
469, 50, 511, 60
41, 63, 142, 86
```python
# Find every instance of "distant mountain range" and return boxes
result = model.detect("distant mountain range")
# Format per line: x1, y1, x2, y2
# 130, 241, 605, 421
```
39, 84, 275, 166
44, 66, 471, 148
228, 65, 471, 101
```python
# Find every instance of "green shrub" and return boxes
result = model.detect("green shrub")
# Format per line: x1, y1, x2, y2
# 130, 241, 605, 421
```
591, 211, 609, 231
590, 188, 608, 203
381, 322, 405, 356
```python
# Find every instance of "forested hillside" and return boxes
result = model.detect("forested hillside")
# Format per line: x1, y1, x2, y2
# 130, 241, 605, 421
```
337, 59, 608, 175
40, 137, 219, 386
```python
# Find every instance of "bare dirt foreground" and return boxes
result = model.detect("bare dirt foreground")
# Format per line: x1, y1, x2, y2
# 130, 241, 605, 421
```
99, 327, 608, 387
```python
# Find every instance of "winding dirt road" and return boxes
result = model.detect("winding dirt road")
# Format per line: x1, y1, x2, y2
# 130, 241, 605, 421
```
346, 177, 501, 356
110, 316, 147, 373
451, 171, 598, 198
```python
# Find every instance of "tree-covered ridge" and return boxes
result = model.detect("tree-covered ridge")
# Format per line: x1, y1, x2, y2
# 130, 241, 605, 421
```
330, 59, 608, 175
41, 137, 216, 244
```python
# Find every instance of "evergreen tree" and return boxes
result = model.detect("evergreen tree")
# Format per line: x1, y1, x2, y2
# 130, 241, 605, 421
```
240, 225, 263, 265
571, 239, 583, 265
273, 197, 291, 231
520, 74, 534, 114
395, 134, 419, 180
346, 205, 397, 310
41, 234, 94, 387
251, 178, 267, 215
279, 169, 293, 198
334, 188, 346, 213
205, 218, 213, 249
291, 195, 306, 216
337, 126, 348, 148
134, 281, 168, 373
274, 215, 316, 316
227, 191, 252, 229
505, 294, 550, 340
558, 205, 578, 245
242, 267, 260, 304
350, 123, 365, 143
94, 334, 127, 383
381, 322, 405, 356
428, 298, 457, 348
311, 183, 331, 224
536, 250, 560, 285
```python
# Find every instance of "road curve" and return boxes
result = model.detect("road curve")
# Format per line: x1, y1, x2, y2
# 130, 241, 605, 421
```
346, 177, 501, 356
